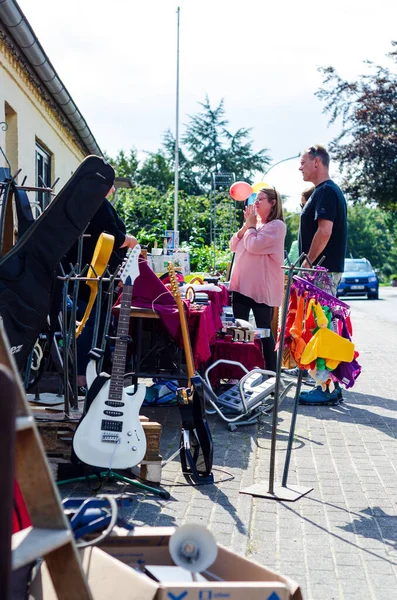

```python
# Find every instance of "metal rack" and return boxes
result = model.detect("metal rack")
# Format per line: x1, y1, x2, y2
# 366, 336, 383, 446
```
240, 255, 329, 501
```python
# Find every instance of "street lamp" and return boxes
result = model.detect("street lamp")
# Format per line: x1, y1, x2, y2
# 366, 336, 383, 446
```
262, 153, 301, 179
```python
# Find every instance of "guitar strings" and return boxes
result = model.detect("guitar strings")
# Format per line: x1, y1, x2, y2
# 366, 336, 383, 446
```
108, 438, 121, 471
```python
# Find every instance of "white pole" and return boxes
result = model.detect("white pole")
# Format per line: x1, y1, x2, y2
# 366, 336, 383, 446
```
262, 153, 301, 179
173, 6, 180, 235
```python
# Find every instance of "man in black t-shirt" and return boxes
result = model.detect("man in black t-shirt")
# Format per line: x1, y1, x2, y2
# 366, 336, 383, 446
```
296, 145, 347, 404
298, 145, 347, 292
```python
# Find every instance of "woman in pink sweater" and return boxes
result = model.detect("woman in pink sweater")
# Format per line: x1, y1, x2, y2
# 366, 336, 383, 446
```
229, 187, 286, 371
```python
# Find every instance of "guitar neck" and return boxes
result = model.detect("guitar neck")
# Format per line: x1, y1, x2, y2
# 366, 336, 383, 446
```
109, 284, 133, 400
168, 265, 195, 386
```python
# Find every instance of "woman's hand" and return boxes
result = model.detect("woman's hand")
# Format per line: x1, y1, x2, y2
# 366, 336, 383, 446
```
236, 205, 257, 239
244, 205, 257, 228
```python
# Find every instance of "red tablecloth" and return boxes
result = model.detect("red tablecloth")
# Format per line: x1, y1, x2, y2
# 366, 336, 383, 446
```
187, 302, 221, 367
114, 262, 228, 369
207, 338, 265, 387
114, 260, 261, 385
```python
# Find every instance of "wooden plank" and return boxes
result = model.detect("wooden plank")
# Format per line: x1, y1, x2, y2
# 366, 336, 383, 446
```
16, 416, 34, 431
0, 318, 93, 598
45, 544, 94, 600
12, 527, 71, 570
15, 427, 69, 528
0, 366, 16, 600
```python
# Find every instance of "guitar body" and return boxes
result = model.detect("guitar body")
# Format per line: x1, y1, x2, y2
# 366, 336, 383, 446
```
73, 245, 147, 470
73, 375, 147, 469
0, 155, 115, 368
178, 377, 214, 484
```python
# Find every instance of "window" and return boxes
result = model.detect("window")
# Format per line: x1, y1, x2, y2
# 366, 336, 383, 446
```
35, 142, 52, 211
4, 102, 18, 175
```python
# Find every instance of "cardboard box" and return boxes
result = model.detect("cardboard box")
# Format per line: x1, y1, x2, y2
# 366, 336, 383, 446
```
97, 527, 303, 600
29, 546, 158, 600
29, 527, 303, 600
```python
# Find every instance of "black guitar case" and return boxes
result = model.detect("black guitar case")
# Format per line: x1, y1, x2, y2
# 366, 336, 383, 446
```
0, 155, 115, 369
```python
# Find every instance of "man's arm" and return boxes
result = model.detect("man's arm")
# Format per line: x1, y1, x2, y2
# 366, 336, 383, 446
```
120, 233, 138, 249
302, 218, 333, 267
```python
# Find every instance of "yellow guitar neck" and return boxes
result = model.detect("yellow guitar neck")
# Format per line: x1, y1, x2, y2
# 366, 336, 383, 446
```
168, 262, 195, 386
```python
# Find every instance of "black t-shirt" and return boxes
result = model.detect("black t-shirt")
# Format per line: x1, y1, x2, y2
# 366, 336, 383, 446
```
298, 179, 347, 272
63, 199, 127, 302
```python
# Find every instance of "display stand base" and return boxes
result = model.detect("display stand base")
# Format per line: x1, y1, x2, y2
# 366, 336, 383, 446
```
57, 469, 170, 499
240, 482, 312, 502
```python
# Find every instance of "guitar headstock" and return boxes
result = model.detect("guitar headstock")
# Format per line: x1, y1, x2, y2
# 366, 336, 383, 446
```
120, 244, 141, 286
168, 262, 181, 301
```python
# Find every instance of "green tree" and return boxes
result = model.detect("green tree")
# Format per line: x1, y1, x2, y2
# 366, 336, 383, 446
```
117, 184, 211, 249
284, 210, 301, 254
162, 129, 202, 195
317, 41, 397, 211
182, 96, 270, 190
346, 205, 397, 278
105, 148, 139, 179
136, 152, 174, 193
222, 127, 270, 182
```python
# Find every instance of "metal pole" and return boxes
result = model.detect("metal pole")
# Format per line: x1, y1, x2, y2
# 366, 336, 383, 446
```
268, 264, 295, 493
282, 369, 304, 487
173, 6, 180, 234
262, 153, 301, 180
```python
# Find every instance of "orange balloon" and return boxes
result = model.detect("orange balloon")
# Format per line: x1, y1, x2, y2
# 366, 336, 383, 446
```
229, 181, 253, 201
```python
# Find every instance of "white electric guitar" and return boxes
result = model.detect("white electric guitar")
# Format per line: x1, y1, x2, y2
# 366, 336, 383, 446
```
73, 244, 147, 469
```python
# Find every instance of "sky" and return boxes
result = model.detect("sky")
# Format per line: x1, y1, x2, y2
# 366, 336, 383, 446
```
20, 0, 397, 211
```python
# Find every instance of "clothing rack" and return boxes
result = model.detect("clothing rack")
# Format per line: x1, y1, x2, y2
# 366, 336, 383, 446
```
241, 253, 341, 501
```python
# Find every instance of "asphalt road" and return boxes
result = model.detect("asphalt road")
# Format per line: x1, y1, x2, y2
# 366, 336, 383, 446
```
341, 285, 397, 326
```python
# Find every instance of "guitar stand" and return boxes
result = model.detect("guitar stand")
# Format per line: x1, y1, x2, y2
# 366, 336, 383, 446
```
57, 468, 170, 499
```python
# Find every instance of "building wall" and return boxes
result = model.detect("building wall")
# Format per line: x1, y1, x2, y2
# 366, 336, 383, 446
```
0, 39, 87, 197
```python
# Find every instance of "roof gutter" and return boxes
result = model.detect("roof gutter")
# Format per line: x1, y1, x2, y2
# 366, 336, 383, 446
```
0, 0, 102, 156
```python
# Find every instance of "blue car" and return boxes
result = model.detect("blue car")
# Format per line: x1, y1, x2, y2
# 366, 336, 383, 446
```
337, 258, 379, 300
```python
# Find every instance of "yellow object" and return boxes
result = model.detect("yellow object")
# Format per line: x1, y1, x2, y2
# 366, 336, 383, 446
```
312, 302, 329, 328
325, 358, 340, 370
76, 232, 115, 338
301, 327, 355, 366
252, 181, 272, 193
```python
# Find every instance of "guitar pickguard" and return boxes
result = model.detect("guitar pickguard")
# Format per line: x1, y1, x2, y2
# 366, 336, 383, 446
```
73, 379, 147, 469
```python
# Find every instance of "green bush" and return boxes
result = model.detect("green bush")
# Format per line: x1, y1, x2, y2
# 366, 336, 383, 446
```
179, 243, 232, 279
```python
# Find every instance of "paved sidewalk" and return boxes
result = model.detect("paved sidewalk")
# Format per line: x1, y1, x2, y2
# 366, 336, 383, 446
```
62, 300, 397, 600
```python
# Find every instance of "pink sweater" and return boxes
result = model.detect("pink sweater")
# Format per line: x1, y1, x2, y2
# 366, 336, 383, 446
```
229, 219, 287, 307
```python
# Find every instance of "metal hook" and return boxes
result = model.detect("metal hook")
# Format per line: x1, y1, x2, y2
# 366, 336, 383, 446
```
0, 122, 12, 172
